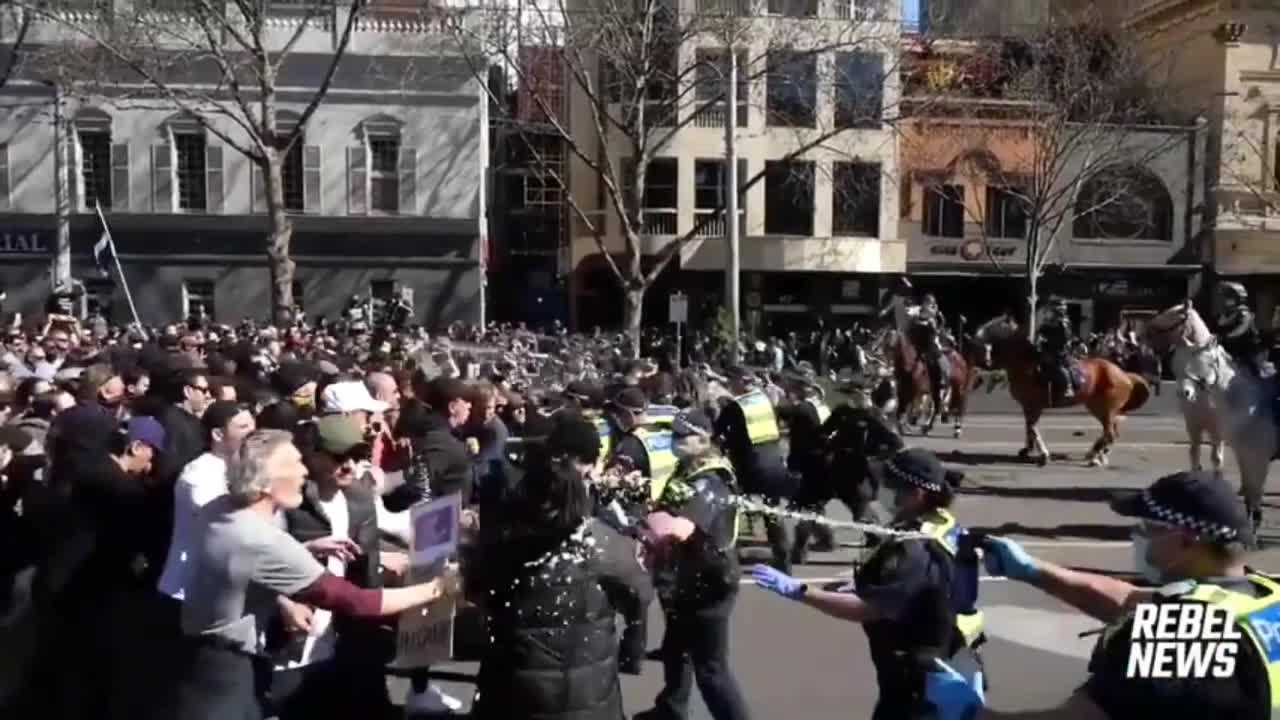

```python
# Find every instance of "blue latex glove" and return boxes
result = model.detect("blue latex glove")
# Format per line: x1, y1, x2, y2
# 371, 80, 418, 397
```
750, 564, 805, 600
926, 659, 985, 720
982, 536, 1039, 582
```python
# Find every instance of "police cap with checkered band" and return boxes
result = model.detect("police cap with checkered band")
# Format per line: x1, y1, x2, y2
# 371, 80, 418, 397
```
1110, 470, 1251, 545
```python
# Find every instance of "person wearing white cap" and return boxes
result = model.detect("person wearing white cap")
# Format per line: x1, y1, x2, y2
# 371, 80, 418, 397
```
320, 380, 390, 431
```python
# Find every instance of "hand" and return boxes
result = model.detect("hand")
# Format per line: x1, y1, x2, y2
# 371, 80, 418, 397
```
750, 564, 805, 600
465, 438, 480, 456
460, 509, 480, 531
380, 551, 410, 578
437, 562, 463, 599
277, 597, 314, 636
305, 536, 361, 564
644, 511, 696, 543
925, 658, 985, 720
981, 536, 1039, 582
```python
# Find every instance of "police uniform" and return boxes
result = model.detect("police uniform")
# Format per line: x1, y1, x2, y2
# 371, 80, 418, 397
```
855, 451, 984, 720
1037, 300, 1074, 399
640, 411, 750, 720
781, 388, 834, 563
713, 378, 795, 571
1072, 471, 1277, 720
1217, 283, 1264, 376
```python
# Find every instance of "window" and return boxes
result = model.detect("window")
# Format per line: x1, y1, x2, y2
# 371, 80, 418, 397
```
695, 160, 726, 210
76, 111, 114, 211
369, 137, 400, 213
282, 141, 305, 211
764, 160, 814, 236
767, 0, 816, 16
182, 279, 215, 320
174, 131, 207, 210
986, 186, 1028, 239
923, 184, 965, 237
694, 49, 749, 127
1073, 166, 1172, 241
833, 162, 881, 237
834, 53, 884, 129
371, 279, 395, 301
643, 158, 678, 210
767, 52, 817, 128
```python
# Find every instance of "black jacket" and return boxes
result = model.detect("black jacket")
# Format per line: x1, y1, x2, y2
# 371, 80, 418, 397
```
385, 412, 474, 511
471, 518, 649, 720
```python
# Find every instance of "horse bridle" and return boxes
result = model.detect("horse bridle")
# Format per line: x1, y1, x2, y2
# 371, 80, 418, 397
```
1182, 338, 1224, 390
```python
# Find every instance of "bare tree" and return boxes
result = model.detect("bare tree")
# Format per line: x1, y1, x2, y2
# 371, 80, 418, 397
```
450, 0, 902, 351
902, 20, 1191, 336
25, 0, 363, 323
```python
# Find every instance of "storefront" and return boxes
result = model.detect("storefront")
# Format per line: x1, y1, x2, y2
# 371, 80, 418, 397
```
670, 270, 887, 336
0, 214, 481, 327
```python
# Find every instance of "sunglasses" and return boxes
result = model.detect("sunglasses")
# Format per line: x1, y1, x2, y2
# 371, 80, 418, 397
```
326, 444, 371, 464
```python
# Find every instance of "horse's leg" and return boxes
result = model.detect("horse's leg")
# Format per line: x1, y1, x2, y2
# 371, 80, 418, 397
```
1185, 412, 1203, 472
1237, 450, 1268, 547
1022, 404, 1049, 464
952, 376, 968, 439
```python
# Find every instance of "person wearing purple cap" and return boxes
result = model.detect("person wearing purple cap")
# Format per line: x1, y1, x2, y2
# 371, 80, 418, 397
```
929, 470, 1273, 720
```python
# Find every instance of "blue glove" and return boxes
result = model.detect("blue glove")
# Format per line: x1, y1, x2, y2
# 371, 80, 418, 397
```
750, 564, 805, 600
926, 659, 985, 720
982, 536, 1039, 582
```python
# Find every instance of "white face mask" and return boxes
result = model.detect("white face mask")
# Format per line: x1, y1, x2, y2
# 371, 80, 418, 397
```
672, 437, 700, 461
1131, 534, 1163, 584
877, 484, 899, 518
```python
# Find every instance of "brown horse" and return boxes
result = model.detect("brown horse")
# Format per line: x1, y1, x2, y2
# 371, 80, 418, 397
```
974, 314, 1150, 466
882, 328, 977, 438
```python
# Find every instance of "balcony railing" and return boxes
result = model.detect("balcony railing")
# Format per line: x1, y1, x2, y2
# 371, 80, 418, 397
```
696, 0, 753, 14
641, 208, 678, 235
693, 101, 748, 128
694, 209, 746, 237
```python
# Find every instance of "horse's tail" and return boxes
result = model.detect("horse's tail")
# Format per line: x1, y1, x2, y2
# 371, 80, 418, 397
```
1122, 373, 1151, 413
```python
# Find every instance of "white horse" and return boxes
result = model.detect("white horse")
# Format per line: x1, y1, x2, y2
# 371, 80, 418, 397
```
1149, 303, 1278, 539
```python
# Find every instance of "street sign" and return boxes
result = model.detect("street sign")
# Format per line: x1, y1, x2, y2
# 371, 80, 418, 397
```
669, 293, 688, 324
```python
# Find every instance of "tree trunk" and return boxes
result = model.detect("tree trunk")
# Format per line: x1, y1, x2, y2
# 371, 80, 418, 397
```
264, 154, 295, 325
624, 286, 644, 359
1026, 266, 1038, 341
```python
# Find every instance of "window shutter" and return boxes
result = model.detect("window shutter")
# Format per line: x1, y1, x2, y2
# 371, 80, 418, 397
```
398, 146, 416, 214
0, 144, 9, 211
347, 146, 366, 215
205, 144, 223, 213
303, 145, 321, 213
251, 163, 266, 213
110, 143, 129, 211
151, 144, 172, 213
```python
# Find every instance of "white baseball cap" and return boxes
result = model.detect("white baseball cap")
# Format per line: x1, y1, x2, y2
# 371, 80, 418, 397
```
321, 381, 390, 414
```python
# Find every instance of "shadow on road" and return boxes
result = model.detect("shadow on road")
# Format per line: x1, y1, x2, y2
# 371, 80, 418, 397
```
942, 451, 1076, 466
974, 522, 1131, 541
961, 485, 1123, 504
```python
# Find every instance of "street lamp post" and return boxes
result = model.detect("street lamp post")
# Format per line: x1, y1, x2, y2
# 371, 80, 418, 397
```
46, 80, 72, 291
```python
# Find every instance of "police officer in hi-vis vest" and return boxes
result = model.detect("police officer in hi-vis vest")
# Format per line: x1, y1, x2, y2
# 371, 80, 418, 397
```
778, 373, 834, 565
714, 366, 796, 572
636, 410, 751, 720
752, 448, 985, 720
601, 386, 677, 673
930, 470, 1273, 720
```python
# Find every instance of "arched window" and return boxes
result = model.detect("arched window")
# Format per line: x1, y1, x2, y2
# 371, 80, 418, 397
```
72, 108, 123, 212
1073, 165, 1172, 242
153, 113, 223, 213
347, 115, 415, 215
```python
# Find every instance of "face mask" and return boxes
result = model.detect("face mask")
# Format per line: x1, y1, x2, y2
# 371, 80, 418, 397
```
672, 437, 700, 461
1131, 534, 1163, 584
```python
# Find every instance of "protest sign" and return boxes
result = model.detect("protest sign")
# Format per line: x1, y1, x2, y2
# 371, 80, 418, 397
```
390, 493, 461, 670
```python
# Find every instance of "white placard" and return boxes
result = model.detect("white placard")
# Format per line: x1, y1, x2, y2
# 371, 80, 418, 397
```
391, 493, 463, 670
669, 293, 688, 324
391, 596, 455, 669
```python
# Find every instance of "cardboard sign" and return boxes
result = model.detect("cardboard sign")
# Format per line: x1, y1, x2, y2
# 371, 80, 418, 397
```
391, 595, 456, 669
390, 493, 462, 670
410, 493, 461, 568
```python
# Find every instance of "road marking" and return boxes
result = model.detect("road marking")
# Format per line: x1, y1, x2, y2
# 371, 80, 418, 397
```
979, 604, 1100, 660
934, 441, 1187, 449
1016, 540, 1131, 548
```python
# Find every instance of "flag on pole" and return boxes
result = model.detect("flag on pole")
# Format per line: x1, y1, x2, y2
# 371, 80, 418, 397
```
93, 202, 115, 273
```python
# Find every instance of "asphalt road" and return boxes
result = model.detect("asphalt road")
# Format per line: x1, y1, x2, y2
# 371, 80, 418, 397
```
412, 409, 1280, 719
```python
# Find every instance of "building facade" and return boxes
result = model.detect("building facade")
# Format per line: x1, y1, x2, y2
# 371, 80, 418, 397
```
561, 0, 905, 333
899, 39, 1206, 334
0, 3, 486, 327
1123, 0, 1280, 329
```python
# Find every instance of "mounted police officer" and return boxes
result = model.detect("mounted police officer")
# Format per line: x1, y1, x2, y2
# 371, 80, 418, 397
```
1215, 282, 1265, 377
1037, 297, 1075, 400
931, 470, 1274, 720
911, 293, 950, 394
635, 410, 751, 720
714, 366, 795, 572
752, 448, 986, 720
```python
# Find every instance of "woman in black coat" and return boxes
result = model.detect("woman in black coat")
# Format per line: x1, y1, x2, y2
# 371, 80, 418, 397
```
470, 416, 653, 720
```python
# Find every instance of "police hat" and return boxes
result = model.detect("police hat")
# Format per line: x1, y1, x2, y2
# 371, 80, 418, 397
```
1111, 471, 1249, 544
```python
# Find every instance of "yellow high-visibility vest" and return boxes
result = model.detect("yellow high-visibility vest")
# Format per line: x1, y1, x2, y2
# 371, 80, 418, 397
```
630, 426, 678, 502
1098, 574, 1280, 716
647, 404, 679, 430
806, 398, 831, 425
734, 390, 781, 446
653, 455, 740, 546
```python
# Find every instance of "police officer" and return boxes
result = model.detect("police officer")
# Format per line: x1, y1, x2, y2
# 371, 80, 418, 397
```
1215, 282, 1265, 376
752, 448, 985, 720
1037, 297, 1075, 400
714, 366, 795, 572
601, 386, 675, 673
779, 375, 834, 564
636, 410, 751, 720
912, 293, 949, 393
930, 470, 1271, 720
